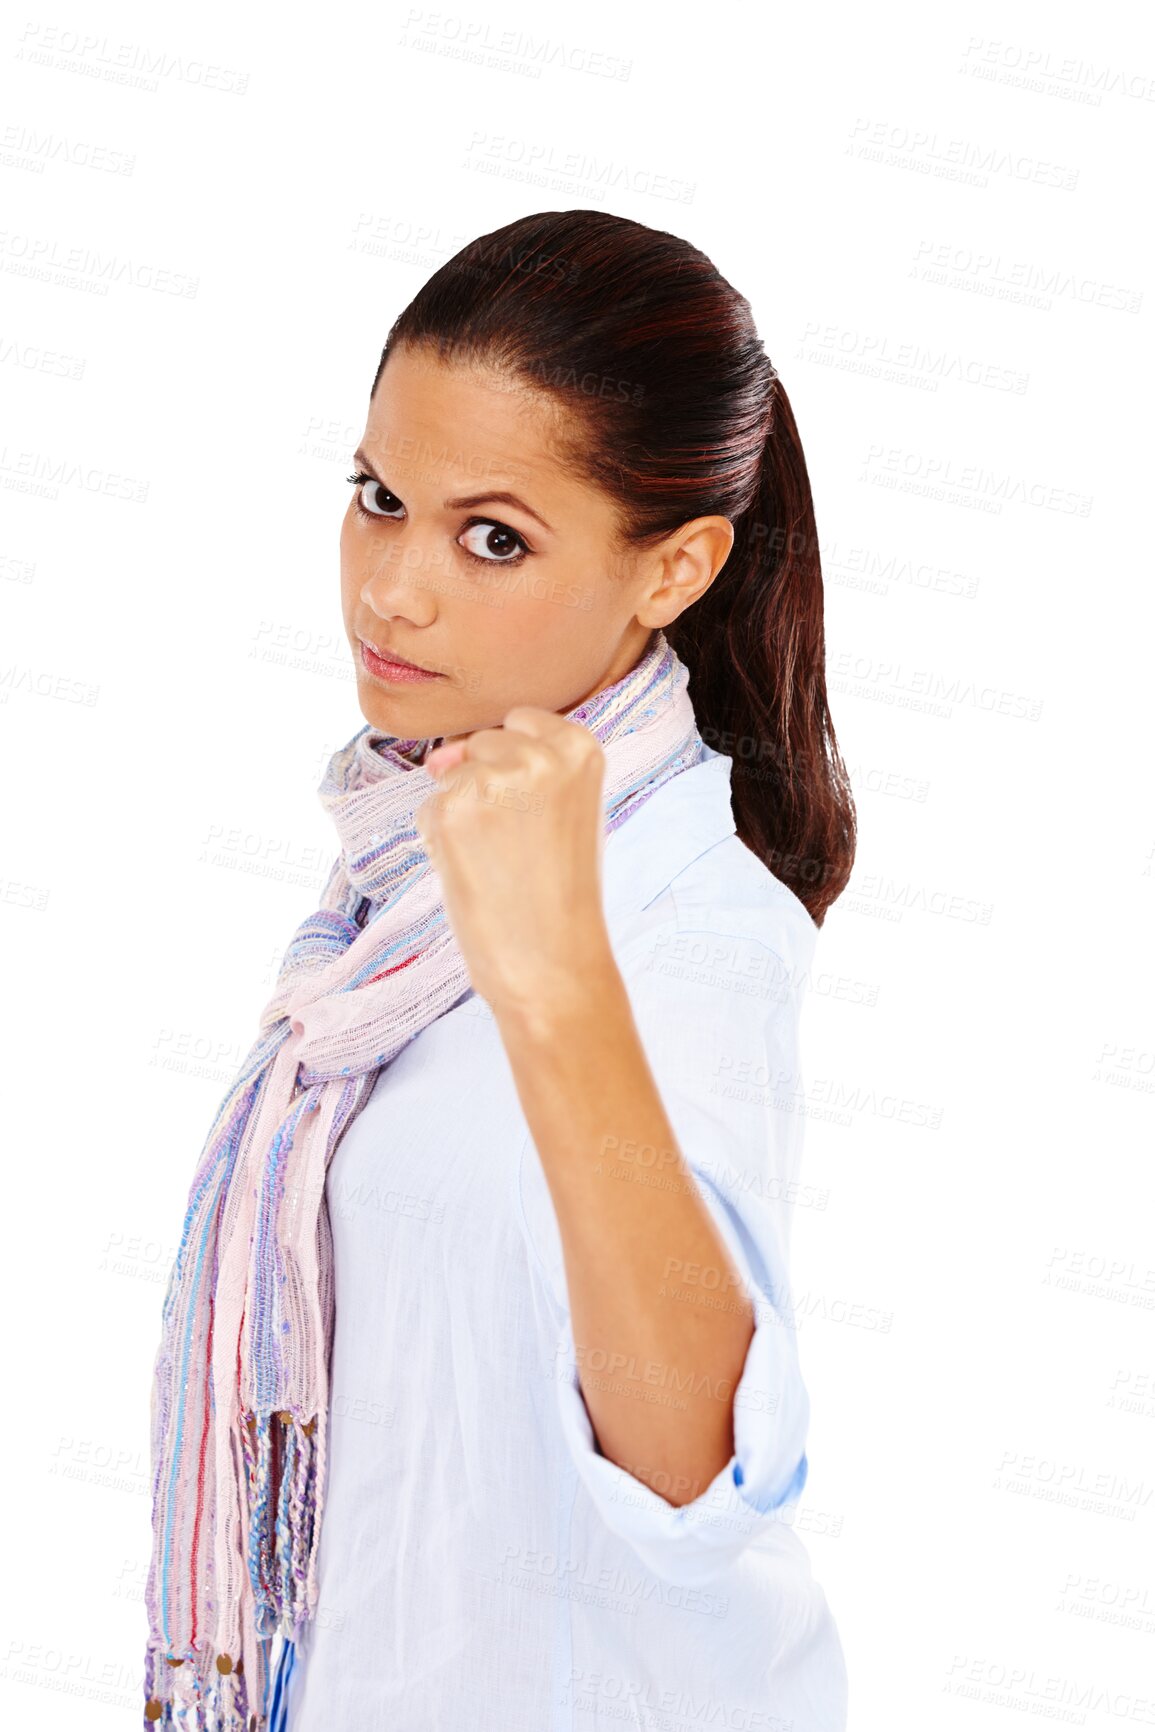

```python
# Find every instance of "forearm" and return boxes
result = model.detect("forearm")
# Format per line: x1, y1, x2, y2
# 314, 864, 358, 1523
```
492, 932, 756, 1507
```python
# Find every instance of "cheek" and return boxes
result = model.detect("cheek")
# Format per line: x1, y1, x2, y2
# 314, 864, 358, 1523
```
477, 590, 611, 699
494, 578, 607, 657
339, 519, 361, 602
495, 559, 596, 623
477, 588, 564, 661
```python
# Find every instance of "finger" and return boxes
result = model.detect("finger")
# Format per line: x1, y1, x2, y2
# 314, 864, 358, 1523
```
450, 729, 549, 775
426, 727, 510, 770
424, 740, 468, 776
502, 705, 566, 739
504, 709, 600, 773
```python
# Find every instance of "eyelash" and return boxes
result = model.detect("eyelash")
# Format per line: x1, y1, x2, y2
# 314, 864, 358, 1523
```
345, 470, 532, 567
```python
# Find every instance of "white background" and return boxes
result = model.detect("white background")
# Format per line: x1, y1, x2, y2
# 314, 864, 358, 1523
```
2, 0, 1153, 1726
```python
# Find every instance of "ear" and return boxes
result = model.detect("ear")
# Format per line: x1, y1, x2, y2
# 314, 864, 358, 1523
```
640, 516, 735, 626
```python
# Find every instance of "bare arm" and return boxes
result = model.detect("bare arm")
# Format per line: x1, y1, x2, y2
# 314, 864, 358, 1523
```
492, 932, 756, 1507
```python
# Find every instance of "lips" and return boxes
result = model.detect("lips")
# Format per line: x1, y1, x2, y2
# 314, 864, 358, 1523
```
358, 636, 445, 683
361, 636, 428, 673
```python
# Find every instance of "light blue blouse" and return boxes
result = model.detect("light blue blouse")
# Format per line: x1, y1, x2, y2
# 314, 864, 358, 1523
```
285, 745, 848, 1731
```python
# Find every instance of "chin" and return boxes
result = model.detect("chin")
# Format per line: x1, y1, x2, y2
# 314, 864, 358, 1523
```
355, 680, 436, 736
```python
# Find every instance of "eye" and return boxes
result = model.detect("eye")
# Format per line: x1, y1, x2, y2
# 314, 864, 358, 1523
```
458, 520, 530, 565
345, 471, 532, 569
346, 470, 402, 519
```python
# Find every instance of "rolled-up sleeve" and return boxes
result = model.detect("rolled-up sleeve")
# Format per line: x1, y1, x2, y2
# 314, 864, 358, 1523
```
551, 913, 815, 1586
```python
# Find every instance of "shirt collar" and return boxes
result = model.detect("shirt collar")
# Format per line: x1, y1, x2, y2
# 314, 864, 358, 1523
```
601, 747, 738, 930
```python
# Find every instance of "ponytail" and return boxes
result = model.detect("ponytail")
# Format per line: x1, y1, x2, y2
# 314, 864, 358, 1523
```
666, 380, 856, 926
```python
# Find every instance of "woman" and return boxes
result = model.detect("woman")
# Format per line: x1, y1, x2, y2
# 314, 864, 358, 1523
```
144, 209, 856, 1732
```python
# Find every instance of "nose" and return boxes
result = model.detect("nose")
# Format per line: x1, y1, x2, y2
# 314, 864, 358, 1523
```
358, 543, 440, 625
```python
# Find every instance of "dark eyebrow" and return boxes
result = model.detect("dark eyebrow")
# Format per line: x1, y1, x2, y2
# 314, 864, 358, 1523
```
352, 447, 555, 535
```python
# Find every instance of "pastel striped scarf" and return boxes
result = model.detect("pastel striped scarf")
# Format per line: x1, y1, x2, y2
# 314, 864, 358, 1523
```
143, 628, 706, 1729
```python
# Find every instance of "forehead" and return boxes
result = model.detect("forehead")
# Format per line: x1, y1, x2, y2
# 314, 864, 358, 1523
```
359, 345, 575, 493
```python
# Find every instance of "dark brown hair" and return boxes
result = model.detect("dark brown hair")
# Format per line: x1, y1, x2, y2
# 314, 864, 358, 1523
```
372, 210, 856, 926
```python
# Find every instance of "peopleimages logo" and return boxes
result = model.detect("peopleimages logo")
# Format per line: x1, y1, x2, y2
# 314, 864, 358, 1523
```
958, 36, 1155, 103
911, 239, 1143, 314
846, 117, 1080, 190
859, 445, 1093, 515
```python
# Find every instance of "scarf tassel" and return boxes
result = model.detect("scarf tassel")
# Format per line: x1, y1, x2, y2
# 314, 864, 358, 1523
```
245, 1410, 319, 1639
142, 1651, 252, 1730
143, 1414, 316, 1729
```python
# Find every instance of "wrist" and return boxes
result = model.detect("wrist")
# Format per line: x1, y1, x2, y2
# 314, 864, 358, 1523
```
488, 921, 622, 1044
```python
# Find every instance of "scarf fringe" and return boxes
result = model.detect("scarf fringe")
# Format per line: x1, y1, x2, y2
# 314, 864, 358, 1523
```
246, 1410, 319, 1639
142, 1647, 253, 1729
142, 1639, 298, 1731
142, 1631, 298, 1729
144, 1412, 315, 1730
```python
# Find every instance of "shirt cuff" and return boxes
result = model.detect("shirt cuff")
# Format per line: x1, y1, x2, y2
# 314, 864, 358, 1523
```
553, 1291, 810, 1587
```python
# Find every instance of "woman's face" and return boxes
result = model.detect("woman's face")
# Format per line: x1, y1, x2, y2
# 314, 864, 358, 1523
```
340, 344, 731, 747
